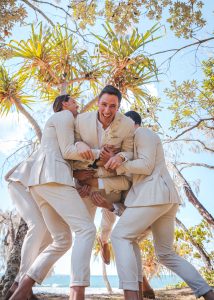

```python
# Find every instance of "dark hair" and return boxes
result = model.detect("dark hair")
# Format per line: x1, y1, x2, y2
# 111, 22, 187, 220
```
53, 94, 70, 112
125, 110, 142, 125
99, 85, 122, 104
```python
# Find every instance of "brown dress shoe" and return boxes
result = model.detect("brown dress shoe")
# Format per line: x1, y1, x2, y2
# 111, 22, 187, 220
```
143, 289, 156, 299
98, 238, 110, 265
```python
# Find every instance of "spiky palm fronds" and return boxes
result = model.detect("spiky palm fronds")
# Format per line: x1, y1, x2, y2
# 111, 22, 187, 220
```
94, 23, 160, 99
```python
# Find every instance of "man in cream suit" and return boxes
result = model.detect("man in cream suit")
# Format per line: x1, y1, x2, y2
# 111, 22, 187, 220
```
73, 85, 134, 263
11, 95, 96, 300
109, 111, 214, 300
4, 153, 52, 300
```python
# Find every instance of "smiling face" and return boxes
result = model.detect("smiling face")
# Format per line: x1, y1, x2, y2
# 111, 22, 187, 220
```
98, 93, 120, 128
62, 97, 79, 117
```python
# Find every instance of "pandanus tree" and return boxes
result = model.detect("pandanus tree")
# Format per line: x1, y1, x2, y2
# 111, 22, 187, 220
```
0, 66, 42, 141
83, 23, 160, 111
8, 23, 101, 99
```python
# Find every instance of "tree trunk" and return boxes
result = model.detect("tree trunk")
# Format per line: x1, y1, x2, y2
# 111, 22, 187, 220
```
176, 218, 213, 270
81, 96, 98, 112
60, 82, 68, 95
102, 261, 113, 294
14, 98, 42, 142
172, 163, 214, 228
0, 219, 28, 296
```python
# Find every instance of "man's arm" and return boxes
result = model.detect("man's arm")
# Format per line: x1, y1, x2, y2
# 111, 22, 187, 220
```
91, 191, 126, 217
117, 129, 157, 176
103, 125, 135, 170
119, 124, 135, 160
74, 114, 101, 160
102, 176, 131, 194
4, 163, 21, 181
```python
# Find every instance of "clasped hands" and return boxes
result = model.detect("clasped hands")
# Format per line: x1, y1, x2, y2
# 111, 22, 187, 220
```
74, 144, 123, 197
76, 142, 123, 170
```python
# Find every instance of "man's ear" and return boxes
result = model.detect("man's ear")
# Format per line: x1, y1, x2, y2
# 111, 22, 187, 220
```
62, 101, 67, 109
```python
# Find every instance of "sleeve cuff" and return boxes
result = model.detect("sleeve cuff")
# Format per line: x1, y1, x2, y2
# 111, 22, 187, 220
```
98, 178, 104, 189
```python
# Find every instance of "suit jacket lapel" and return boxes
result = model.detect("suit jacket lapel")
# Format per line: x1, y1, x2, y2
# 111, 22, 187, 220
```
90, 111, 99, 148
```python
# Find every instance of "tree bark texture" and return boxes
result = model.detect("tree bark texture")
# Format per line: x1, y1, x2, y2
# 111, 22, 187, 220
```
0, 219, 27, 296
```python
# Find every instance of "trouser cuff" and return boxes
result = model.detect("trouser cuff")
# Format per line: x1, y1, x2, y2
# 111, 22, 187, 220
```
26, 272, 43, 285
70, 281, 90, 287
197, 286, 213, 298
121, 281, 139, 291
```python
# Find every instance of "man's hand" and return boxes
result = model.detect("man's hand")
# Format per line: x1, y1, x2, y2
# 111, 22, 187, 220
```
104, 154, 124, 170
91, 192, 113, 210
76, 141, 94, 160
77, 185, 91, 198
73, 169, 95, 181
100, 147, 116, 164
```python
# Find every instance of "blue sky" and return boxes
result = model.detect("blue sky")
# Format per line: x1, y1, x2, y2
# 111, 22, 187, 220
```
0, 1, 213, 275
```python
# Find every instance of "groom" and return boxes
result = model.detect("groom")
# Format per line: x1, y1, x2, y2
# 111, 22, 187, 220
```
73, 85, 134, 262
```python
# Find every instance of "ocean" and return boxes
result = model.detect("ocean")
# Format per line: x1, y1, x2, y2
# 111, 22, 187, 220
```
33, 274, 182, 295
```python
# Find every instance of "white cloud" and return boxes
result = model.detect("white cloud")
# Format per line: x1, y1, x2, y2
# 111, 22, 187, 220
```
0, 112, 30, 154
145, 83, 158, 97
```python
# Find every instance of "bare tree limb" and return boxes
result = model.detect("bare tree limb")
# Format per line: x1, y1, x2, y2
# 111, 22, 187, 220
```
21, 0, 55, 26
176, 218, 213, 270
171, 118, 214, 140
163, 138, 214, 153
171, 163, 214, 228
151, 37, 214, 57
177, 162, 214, 170
30, 0, 72, 18
81, 96, 98, 112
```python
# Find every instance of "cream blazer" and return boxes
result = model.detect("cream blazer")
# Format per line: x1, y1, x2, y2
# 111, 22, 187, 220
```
28, 110, 88, 187
117, 127, 181, 207
74, 111, 135, 172
5, 152, 37, 187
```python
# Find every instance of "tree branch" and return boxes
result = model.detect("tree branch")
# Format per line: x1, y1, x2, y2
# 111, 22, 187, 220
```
81, 96, 98, 113
171, 118, 214, 140
176, 218, 213, 270
171, 163, 214, 228
164, 138, 214, 153
151, 37, 214, 56
30, 0, 72, 18
21, 0, 55, 26
177, 162, 214, 170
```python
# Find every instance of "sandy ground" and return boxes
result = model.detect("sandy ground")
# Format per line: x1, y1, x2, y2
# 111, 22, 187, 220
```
35, 287, 202, 299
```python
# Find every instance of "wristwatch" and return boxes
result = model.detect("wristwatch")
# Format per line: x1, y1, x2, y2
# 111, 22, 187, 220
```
118, 153, 127, 162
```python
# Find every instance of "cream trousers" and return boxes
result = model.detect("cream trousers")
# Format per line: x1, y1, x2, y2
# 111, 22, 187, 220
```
8, 181, 52, 282
8, 181, 52, 283
29, 183, 96, 286
111, 203, 211, 297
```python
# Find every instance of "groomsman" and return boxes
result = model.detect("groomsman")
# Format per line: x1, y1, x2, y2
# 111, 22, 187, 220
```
108, 111, 214, 300
73, 85, 134, 263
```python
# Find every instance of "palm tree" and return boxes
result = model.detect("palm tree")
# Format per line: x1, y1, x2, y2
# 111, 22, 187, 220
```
0, 65, 42, 141
82, 23, 161, 111
9, 24, 102, 98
